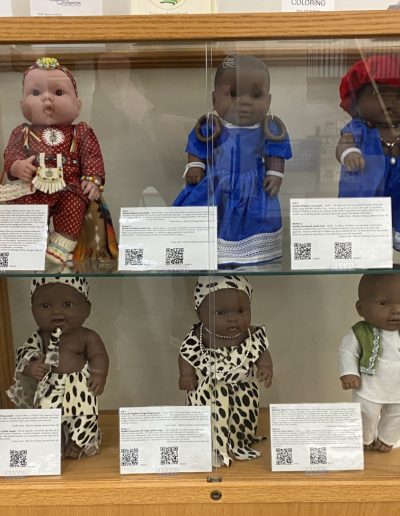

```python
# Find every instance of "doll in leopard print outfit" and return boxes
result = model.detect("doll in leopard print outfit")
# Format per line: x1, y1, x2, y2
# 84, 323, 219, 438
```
178, 275, 273, 467
7, 276, 109, 460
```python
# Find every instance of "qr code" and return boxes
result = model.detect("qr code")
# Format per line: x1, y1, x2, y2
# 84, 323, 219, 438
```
275, 448, 293, 465
9, 449, 27, 468
293, 243, 311, 260
124, 249, 143, 266
310, 447, 327, 465
0, 252, 9, 268
334, 242, 352, 260
121, 448, 139, 467
165, 248, 184, 266
160, 446, 178, 466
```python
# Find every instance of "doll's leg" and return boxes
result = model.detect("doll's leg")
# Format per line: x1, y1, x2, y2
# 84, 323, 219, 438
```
375, 403, 400, 452
353, 392, 381, 447
47, 191, 87, 263
63, 415, 100, 459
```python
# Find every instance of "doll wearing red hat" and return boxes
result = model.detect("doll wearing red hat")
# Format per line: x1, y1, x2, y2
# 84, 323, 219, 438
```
336, 54, 400, 249
1, 57, 105, 264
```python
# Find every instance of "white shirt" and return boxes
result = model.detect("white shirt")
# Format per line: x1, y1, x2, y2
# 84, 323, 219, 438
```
338, 329, 400, 403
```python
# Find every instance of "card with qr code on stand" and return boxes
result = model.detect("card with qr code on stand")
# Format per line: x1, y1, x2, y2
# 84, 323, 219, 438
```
118, 207, 217, 271
119, 406, 212, 474
270, 403, 363, 472
290, 198, 392, 270
0, 409, 61, 477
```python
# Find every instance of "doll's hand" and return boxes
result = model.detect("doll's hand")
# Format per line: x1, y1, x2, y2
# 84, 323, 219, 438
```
23, 355, 50, 381
87, 373, 106, 396
179, 374, 198, 391
185, 167, 205, 185
340, 374, 361, 390
81, 180, 101, 201
263, 174, 282, 197
257, 365, 273, 388
343, 152, 366, 171
10, 155, 37, 182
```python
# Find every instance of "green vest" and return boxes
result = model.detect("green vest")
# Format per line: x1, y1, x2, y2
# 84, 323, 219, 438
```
351, 321, 381, 376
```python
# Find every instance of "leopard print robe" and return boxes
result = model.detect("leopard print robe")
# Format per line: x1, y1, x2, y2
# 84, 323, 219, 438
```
180, 324, 269, 467
7, 328, 100, 457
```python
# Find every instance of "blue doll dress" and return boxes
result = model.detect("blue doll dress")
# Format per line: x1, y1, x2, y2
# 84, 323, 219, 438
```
338, 118, 400, 248
173, 119, 292, 265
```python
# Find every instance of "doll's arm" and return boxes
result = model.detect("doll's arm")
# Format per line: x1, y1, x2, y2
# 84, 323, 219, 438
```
184, 153, 207, 185
336, 133, 366, 171
178, 354, 198, 390
85, 329, 109, 396
338, 332, 362, 390
263, 156, 284, 197
22, 355, 50, 381
77, 123, 105, 201
9, 156, 37, 182
340, 374, 361, 390
256, 349, 273, 388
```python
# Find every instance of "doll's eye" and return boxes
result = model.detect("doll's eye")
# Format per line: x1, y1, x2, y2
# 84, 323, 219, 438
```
63, 301, 73, 308
253, 90, 264, 99
238, 307, 244, 314
55, 89, 63, 96
41, 303, 50, 309
32, 89, 40, 96
378, 299, 389, 306
229, 89, 237, 98
215, 309, 225, 316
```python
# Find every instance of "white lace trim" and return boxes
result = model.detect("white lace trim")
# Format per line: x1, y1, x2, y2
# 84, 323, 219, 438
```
218, 228, 282, 264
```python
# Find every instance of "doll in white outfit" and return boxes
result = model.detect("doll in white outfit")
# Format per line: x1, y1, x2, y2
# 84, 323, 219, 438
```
338, 274, 400, 452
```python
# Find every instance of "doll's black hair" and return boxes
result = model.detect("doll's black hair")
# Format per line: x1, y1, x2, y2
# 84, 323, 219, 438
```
214, 55, 270, 90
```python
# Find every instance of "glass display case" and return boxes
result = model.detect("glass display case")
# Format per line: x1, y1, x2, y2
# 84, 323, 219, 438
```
1, 10, 400, 516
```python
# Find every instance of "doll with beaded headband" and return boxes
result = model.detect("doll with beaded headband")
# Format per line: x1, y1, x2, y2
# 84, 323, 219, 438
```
0, 57, 116, 264
178, 275, 273, 467
7, 276, 109, 459
337, 54, 400, 249
173, 55, 292, 266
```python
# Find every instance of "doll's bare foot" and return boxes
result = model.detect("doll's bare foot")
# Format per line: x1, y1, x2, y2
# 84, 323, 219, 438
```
364, 442, 376, 451
373, 439, 393, 453
64, 440, 83, 460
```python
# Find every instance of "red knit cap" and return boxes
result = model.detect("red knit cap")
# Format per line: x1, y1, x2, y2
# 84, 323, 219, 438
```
340, 55, 400, 115
23, 57, 78, 97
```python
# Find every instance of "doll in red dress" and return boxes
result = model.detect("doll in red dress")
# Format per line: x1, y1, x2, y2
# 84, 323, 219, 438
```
1, 57, 106, 264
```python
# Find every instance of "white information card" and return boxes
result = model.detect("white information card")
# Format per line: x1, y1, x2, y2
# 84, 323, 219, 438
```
290, 197, 392, 270
270, 403, 364, 472
0, 205, 48, 271
119, 206, 217, 271
0, 1, 12, 16
119, 406, 212, 474
131, 0, 212, 14
30, 0, 103, 16
282, 0, 335, 11
0, 409, 61, 477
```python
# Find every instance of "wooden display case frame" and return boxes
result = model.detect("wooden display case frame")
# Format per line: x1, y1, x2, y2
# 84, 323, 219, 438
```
1, 11, 400, 515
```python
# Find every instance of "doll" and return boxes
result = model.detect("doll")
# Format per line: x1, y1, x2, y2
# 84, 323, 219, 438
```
7, 276, 109, 459
178, 275, 273, 467
0, 57, 107, 264
173, 55, 292, 266
338, 273, 400, 452
336, 55, 400, 249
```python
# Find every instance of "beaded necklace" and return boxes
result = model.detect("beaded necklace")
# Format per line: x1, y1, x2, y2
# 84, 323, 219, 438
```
199, 323, 253, 373
202, 324, 242, 340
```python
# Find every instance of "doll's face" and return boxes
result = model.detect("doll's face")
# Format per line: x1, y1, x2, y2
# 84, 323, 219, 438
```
197, 288, 251, 337
355, 83, 400, 126
212, 67, 271, 126
356, 276, 400, 331
31, 283, 91, 335
21, 68, 82, 125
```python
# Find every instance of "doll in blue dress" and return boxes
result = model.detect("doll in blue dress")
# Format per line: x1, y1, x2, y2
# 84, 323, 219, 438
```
336, 55, 400, 249
173, 55, 292, 266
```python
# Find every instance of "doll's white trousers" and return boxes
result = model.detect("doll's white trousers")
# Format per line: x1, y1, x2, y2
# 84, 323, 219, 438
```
353, 391, 400, 446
